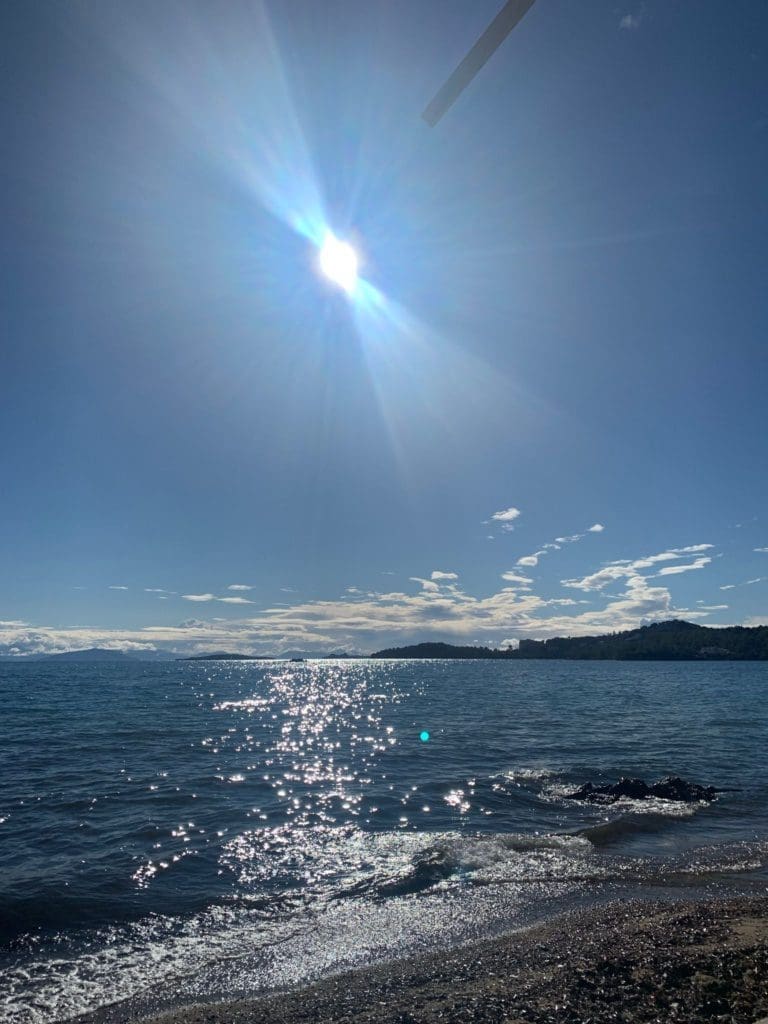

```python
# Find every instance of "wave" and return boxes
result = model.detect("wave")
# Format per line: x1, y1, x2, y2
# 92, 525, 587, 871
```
579, 812, 693, 848
494, 766, 560, 783
4, 828, 767, 1024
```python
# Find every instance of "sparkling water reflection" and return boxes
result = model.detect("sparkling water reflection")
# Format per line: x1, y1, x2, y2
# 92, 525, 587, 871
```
2, 659, 767, 1022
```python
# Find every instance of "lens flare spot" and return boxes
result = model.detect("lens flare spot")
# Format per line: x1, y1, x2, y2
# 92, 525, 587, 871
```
420, 730, 430, 743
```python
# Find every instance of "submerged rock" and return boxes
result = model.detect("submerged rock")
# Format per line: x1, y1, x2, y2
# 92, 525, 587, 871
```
564, 775, 721, 804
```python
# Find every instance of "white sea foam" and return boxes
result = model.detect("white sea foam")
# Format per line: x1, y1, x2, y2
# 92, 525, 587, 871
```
495, 767, 559, 783
0, 829, 599, 1024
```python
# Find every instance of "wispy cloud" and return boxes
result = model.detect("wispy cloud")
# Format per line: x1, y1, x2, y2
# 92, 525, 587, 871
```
654, 557, 712, 577
227, 584, 253, 591
755, 547, 768, 554
182, 592, 254, 605
431, 570, 458, 581
563, 545, 714, 591
619, 12, 643, 30
145, 588, 175, 595
588, 523, 605, 533
517, 553, 542, 567
108, 585, 129, 591
501, 571, 534, 584
409, 577, 440, 593
720, 576, 767, 591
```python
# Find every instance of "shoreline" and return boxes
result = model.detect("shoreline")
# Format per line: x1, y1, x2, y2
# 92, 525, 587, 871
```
103, 895, 768, 1024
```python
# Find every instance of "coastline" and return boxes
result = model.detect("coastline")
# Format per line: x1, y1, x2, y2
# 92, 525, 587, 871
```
99, 895, 768, 1024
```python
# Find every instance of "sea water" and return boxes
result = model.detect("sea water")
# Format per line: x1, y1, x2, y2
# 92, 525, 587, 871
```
1, 659, 767, 1021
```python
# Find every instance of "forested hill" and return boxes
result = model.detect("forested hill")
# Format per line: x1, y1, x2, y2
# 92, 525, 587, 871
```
371, 620, 768, 660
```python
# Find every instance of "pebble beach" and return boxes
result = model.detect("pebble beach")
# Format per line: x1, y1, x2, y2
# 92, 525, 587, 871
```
123, 896, 768, 1024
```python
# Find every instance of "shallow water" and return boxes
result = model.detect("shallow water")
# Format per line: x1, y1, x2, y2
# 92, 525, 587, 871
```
1, 659, 767, 1021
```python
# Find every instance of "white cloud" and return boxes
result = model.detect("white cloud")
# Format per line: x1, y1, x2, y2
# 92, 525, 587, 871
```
431, 570, 458, 581
620, 13, 642, 30
501, 572, 534, 584
227, 584, 253, 591
490, 506, 521, 524
182, 593, 216, 602
755, 547, 768, 553
721, 576, 767, 590
517, 555, 539, 567
654, 557, 711, 577
409, 577, 440, 593
554, 534, 582, 544
588, 523, 605, 532
0, 566, 731, 659
145, 588, 175, 594
109, 585, 129, 591
563, 545, 714, 591
217, 596, 254, 605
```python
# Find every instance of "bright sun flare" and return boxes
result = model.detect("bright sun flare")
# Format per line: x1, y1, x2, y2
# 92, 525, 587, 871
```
318, 233, 358, 293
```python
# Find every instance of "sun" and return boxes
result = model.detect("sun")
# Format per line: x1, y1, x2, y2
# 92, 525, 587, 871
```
318, 232, 359, 293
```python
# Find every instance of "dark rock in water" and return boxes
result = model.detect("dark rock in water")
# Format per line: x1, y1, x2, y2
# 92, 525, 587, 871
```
564, 775, 721, 804
649, 775, 719, 801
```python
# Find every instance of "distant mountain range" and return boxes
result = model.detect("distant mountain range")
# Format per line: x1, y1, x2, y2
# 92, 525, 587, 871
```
0, 647, 178, 663
181, 650, 360, 661
4, 622, 767, 663
371, 620, 768, 661
0, 647, 360, 663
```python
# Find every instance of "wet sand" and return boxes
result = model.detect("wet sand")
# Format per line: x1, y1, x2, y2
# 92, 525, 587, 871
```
132, 896, 768, 1024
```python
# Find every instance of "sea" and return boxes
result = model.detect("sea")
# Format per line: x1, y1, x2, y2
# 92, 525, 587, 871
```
1, 658, 767, 1022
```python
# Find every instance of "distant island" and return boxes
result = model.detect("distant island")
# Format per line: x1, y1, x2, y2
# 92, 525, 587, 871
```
180, 651, 360, 661
180, 652, 273, 661
371, 620, 768, 661
24, 647, 145, 662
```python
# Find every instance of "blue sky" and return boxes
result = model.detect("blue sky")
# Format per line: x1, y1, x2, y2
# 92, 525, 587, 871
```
1, 0, 767, 655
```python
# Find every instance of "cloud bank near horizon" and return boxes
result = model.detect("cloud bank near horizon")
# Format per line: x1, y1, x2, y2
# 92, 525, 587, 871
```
1, 540, 745, 658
